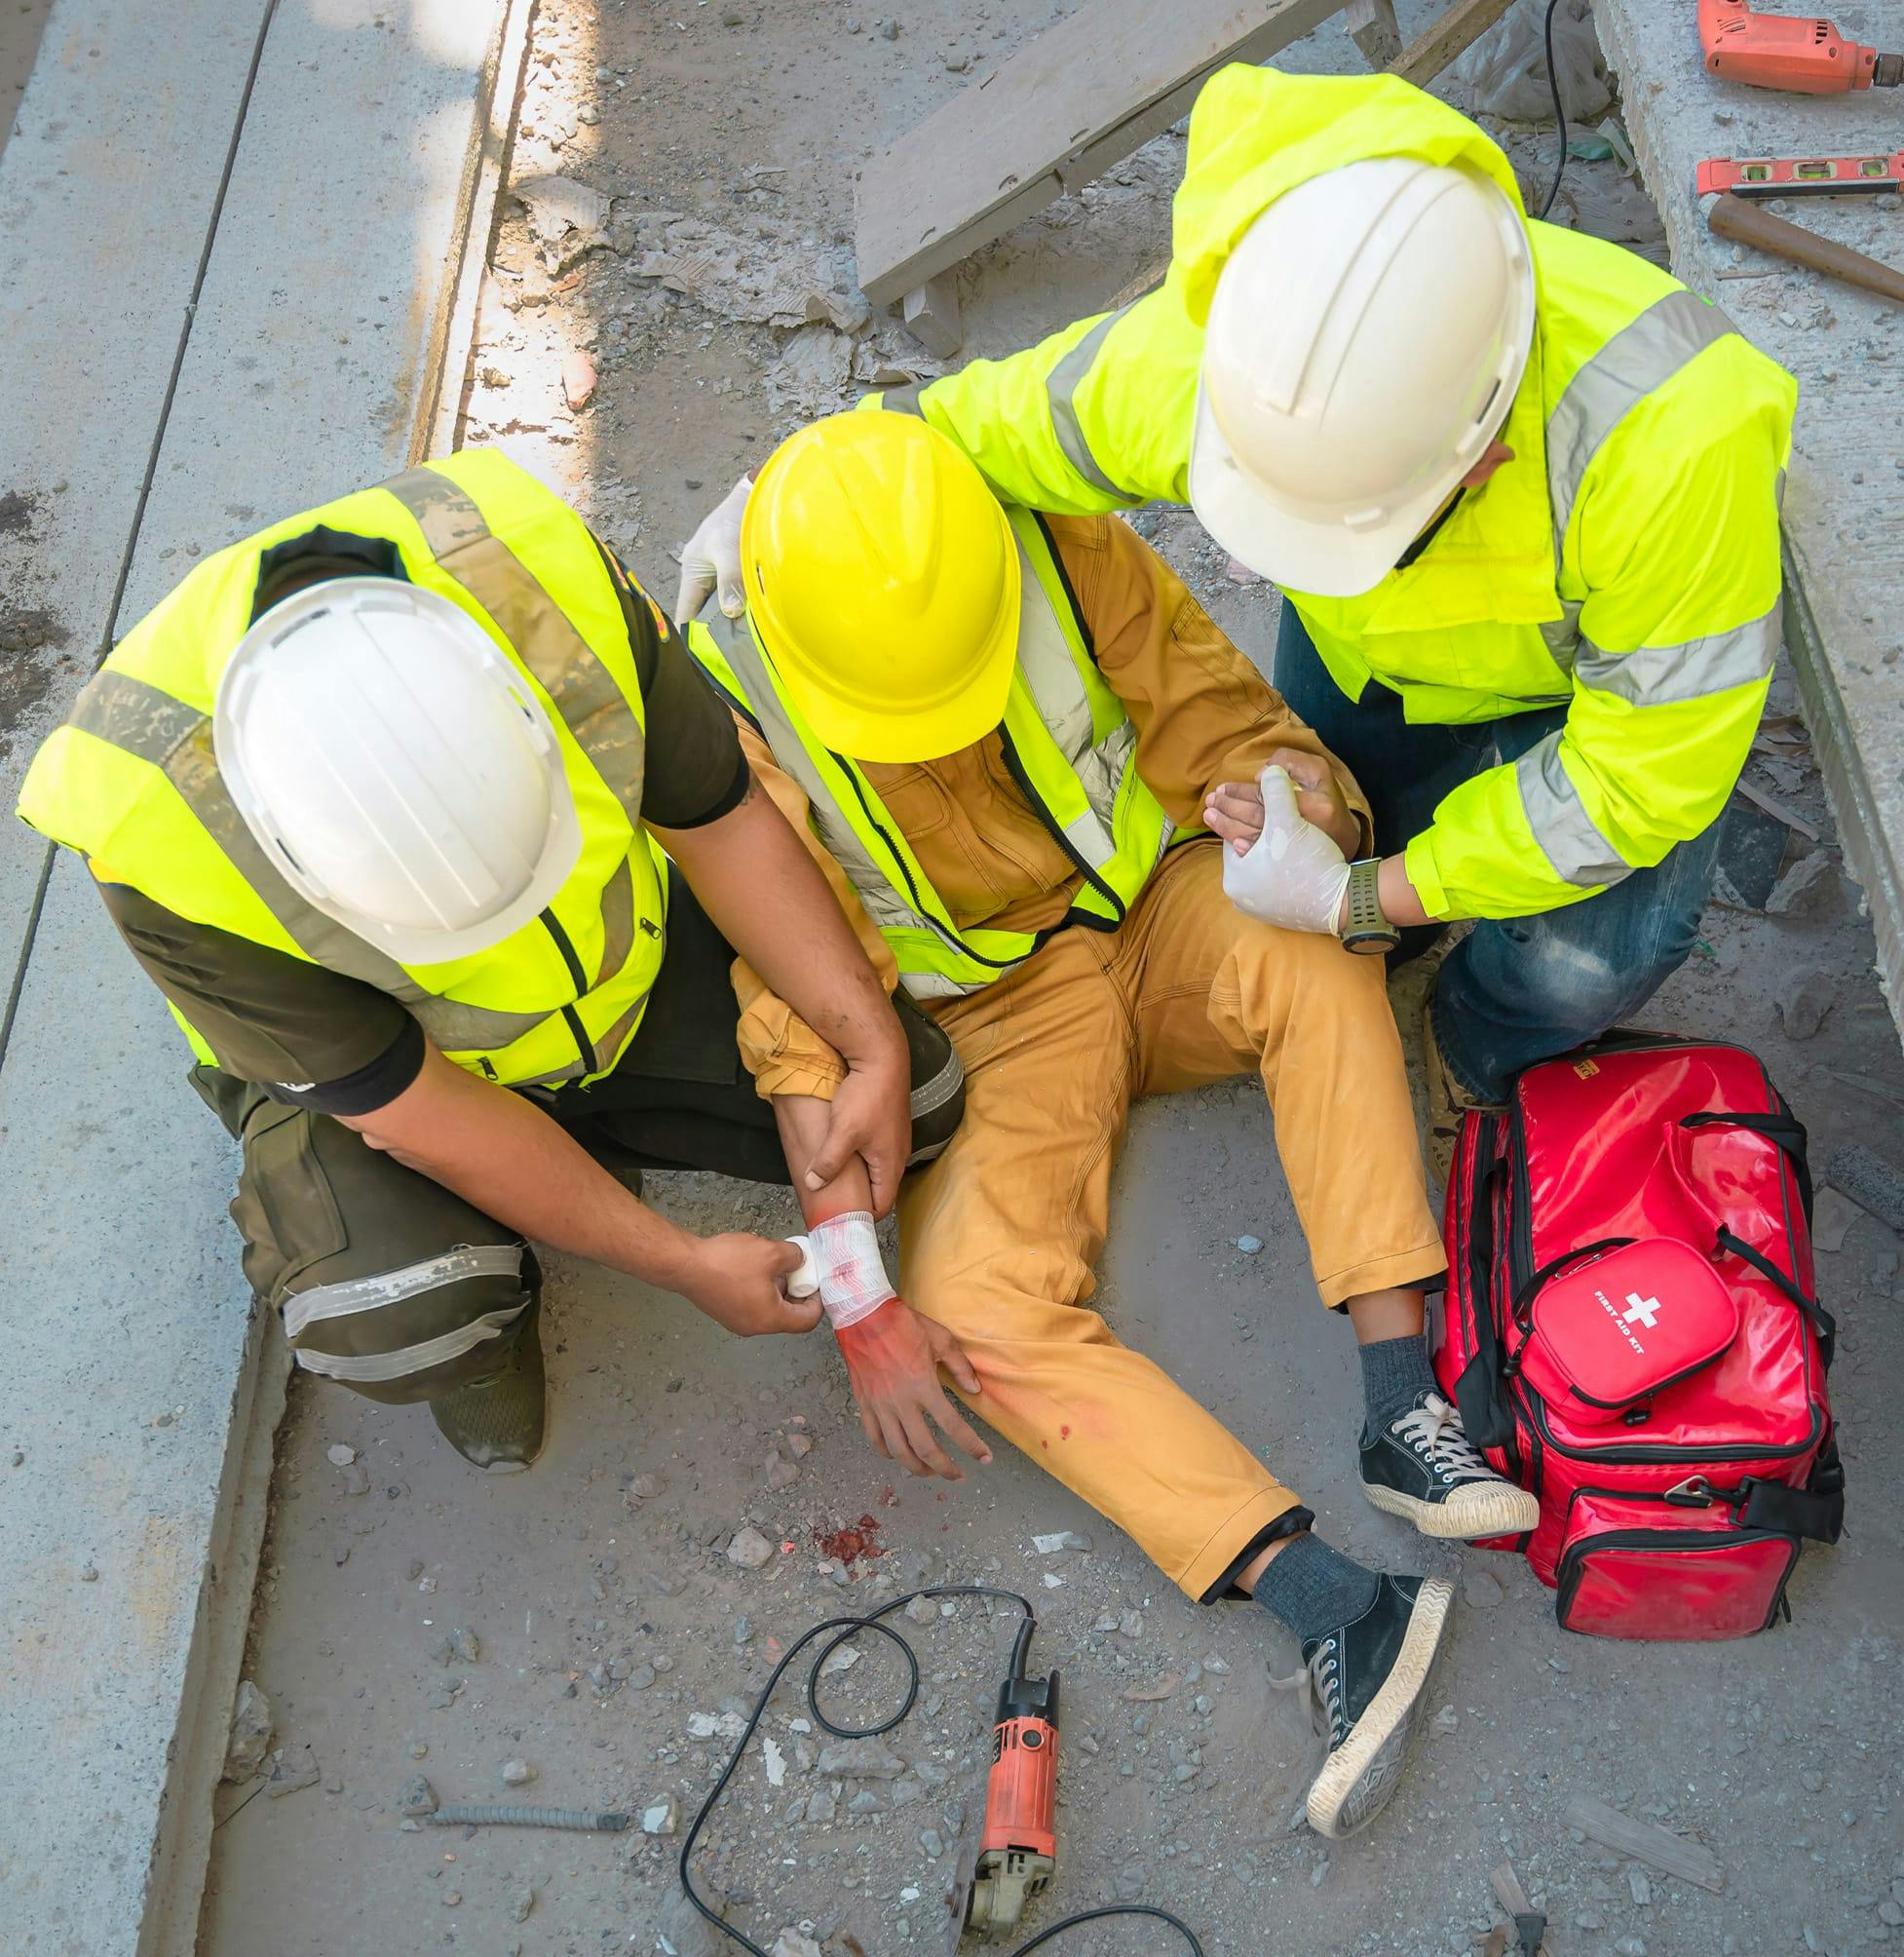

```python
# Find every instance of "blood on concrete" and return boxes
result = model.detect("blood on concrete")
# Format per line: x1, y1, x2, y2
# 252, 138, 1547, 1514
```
814, 1514, 884, 1564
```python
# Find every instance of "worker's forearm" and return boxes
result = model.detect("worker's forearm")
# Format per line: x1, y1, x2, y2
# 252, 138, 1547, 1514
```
366, 1069, 701, 1292
1331, 853, 1437, 932
659, 776, 903, 1070
774, 1094, 873, 1227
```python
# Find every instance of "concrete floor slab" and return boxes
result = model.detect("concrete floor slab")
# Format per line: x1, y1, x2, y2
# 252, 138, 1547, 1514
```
0, 2, 515, 1949
1593, 0, 1904, 1031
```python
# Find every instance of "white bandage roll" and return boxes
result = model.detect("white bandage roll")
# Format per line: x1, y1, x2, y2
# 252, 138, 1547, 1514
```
783, 1236, 821, 1300
806, 1209, 895, 1332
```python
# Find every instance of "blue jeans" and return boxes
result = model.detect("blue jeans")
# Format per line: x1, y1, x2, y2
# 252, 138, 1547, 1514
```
1272, 606, 1722, 1103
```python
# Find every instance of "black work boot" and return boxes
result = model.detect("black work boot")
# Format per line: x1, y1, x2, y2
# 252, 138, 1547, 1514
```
429, 1297, 546, 1472
1301, 1573, 1455, 1838
1360, 1389, 1540, 1539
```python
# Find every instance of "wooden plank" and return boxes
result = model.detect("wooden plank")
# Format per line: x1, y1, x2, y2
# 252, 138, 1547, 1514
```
1390, 0, 1516, 85
1563, 1794, 1727, 1894
854, 0, 1341, 306
1347, 0, 1403, 69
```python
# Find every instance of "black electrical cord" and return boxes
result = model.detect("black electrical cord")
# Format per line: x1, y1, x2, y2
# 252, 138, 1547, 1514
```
1537, 0, 1569, 222
678, 1586, 1205, 1956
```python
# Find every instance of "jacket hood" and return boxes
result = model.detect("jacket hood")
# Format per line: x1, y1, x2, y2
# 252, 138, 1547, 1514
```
1169, 66, 1528, 326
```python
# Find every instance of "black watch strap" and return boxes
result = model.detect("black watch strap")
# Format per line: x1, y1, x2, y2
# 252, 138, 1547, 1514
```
1341, 858, 1399, 955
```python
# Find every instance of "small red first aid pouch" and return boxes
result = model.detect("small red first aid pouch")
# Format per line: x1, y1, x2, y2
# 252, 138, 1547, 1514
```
1516, 1239, 1741, 1425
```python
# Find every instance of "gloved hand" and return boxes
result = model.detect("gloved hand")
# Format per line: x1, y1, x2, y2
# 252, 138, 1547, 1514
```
672, 474, 751, 624
1220, 763, 1352, 934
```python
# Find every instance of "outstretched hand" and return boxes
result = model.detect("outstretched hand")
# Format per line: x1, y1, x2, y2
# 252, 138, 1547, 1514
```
836, 1298, 993, 1481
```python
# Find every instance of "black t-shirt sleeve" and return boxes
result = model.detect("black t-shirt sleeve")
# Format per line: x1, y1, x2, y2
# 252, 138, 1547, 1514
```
593, 536, 747, 829
97, 882, 426, 1116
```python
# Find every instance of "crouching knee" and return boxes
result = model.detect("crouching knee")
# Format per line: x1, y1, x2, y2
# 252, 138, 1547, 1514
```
282, 1242, 536, 1406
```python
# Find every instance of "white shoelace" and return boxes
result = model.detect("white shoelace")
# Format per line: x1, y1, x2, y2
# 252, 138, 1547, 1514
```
1391, 1392, 1491, 1485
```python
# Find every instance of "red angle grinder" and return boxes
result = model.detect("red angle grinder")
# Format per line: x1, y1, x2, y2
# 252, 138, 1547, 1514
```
961, 1631, 1059, 1940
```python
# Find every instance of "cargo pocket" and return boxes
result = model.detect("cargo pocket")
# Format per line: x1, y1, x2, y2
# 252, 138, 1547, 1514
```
230, 1098, 349, 1307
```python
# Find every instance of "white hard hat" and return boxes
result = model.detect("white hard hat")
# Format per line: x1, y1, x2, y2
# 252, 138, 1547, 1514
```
213, 576, 581, 965
1188, 155, 1536, 599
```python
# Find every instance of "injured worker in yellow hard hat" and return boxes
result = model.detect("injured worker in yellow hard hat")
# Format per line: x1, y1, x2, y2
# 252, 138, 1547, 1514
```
681, 409, 1539, 1839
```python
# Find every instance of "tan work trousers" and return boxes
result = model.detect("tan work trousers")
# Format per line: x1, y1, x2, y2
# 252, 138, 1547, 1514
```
898, 839, 1446, 1602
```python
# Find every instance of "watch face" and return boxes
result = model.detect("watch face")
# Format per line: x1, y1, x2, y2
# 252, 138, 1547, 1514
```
1344, 928, 1400, 956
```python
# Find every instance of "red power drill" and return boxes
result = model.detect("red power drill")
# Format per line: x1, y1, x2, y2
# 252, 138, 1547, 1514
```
963, 1630, 1059, 1941
1696, 0, 1903, 93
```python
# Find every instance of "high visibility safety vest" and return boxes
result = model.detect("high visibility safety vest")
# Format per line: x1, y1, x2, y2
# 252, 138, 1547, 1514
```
689, 508, 1182, 1000
18, 449, 670, 1089
871, 67, 1798, 924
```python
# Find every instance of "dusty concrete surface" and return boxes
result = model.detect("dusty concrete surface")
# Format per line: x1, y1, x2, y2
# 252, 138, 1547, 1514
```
0, 5, 516, 1952
200, 5, 1902, 1956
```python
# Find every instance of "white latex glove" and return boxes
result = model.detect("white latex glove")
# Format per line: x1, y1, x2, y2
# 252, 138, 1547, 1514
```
672, 474, 752, 623
1221, 764, 1352, 935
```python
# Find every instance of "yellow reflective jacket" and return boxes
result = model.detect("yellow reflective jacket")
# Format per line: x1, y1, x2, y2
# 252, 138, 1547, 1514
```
870, 67, 1797, 921
18, 451, 670, 1088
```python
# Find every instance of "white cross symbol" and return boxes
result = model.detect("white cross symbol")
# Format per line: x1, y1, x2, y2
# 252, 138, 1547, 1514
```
1622, 1292, 1661, 1329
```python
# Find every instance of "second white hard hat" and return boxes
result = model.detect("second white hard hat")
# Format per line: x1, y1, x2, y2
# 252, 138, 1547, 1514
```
1187, 155, 1536, 599
213, 576, 581, 965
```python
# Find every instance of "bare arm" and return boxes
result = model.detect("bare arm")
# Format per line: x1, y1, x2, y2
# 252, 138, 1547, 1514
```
774, 1094, 990, 1482
342, 1045, 815, 1337
654, 771, 912, 1212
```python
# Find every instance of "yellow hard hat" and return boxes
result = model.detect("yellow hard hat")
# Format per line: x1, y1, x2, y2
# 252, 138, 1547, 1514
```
741, 412, 1020, 763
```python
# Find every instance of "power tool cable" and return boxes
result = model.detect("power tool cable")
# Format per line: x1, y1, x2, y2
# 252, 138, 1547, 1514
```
678, 1585, 1205, 1955
1537, 0, 1568, 223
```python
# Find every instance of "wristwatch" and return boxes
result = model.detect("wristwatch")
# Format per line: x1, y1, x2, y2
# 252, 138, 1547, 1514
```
1340, 858, 1400, 956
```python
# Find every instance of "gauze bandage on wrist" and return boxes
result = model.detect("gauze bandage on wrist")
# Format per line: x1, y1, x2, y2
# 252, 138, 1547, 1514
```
787, 1210, 895, 1331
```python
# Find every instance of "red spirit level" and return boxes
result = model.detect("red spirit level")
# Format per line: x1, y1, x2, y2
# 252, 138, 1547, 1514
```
1695, 151, 1904, 198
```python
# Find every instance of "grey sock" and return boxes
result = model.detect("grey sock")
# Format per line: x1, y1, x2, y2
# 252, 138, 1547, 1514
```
1253, 1531, 1381, 1645
1359, 1333, 1437, 1443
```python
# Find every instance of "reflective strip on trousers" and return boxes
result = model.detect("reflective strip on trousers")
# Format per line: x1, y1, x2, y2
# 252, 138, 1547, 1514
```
380, 467, 649, 831
1545, 290, 1738, 557
295, 1305, 527, 1385
283, 1243, 526, 1339
1573, 599, 1781, 708
1046, 311, 1134, 502
1514, 736, 1629, 889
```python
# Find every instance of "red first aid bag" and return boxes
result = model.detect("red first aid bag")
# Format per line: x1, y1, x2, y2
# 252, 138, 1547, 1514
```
1433, 1035, 1843, 1640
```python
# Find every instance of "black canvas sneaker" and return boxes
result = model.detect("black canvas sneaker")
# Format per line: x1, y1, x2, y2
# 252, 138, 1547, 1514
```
1301, 1572, 1455, 1837
1360, 1389, 1541, 1539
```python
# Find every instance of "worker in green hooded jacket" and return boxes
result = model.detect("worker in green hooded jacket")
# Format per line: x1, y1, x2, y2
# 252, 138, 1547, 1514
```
677, 66, 1796, 1168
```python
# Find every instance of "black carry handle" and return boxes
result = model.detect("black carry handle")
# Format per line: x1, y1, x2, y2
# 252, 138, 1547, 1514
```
1454, 1149, 1520, 1451
1736, 1431, 1847, 1545
1681, 1108, 1813, 1225
1507, 1236, 1637, 1338
1715, 1225, 1837, 1370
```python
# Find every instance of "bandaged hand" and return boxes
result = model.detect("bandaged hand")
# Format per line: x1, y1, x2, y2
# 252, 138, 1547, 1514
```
672, 474, 751, 623
795, 1210, 991, 1481
1218, 764, 1352, 935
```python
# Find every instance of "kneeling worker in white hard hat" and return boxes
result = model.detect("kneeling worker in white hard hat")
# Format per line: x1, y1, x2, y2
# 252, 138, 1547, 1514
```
684, 409, 1542, 1838
17, 450, 962, 1470
679, 68, 1796, 1170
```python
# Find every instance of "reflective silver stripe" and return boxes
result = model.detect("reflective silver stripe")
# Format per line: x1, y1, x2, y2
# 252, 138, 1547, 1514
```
1514, 735, 1629, 889
704, 615, 937, 947
1047, 312, 1133, 502
1574, 599, 1781, 708
908, 1044, 965, 1121
381, 466, 648, 829
283, 1244, 525, 1339
1010, 545, 1126, 858
294, 1305, 526, 1385
1537, 600, 1583, 674
1546, 290, 1737, 554
880, 383, 928, 418
66, 668, 203, 760
595, 855, 635, 984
